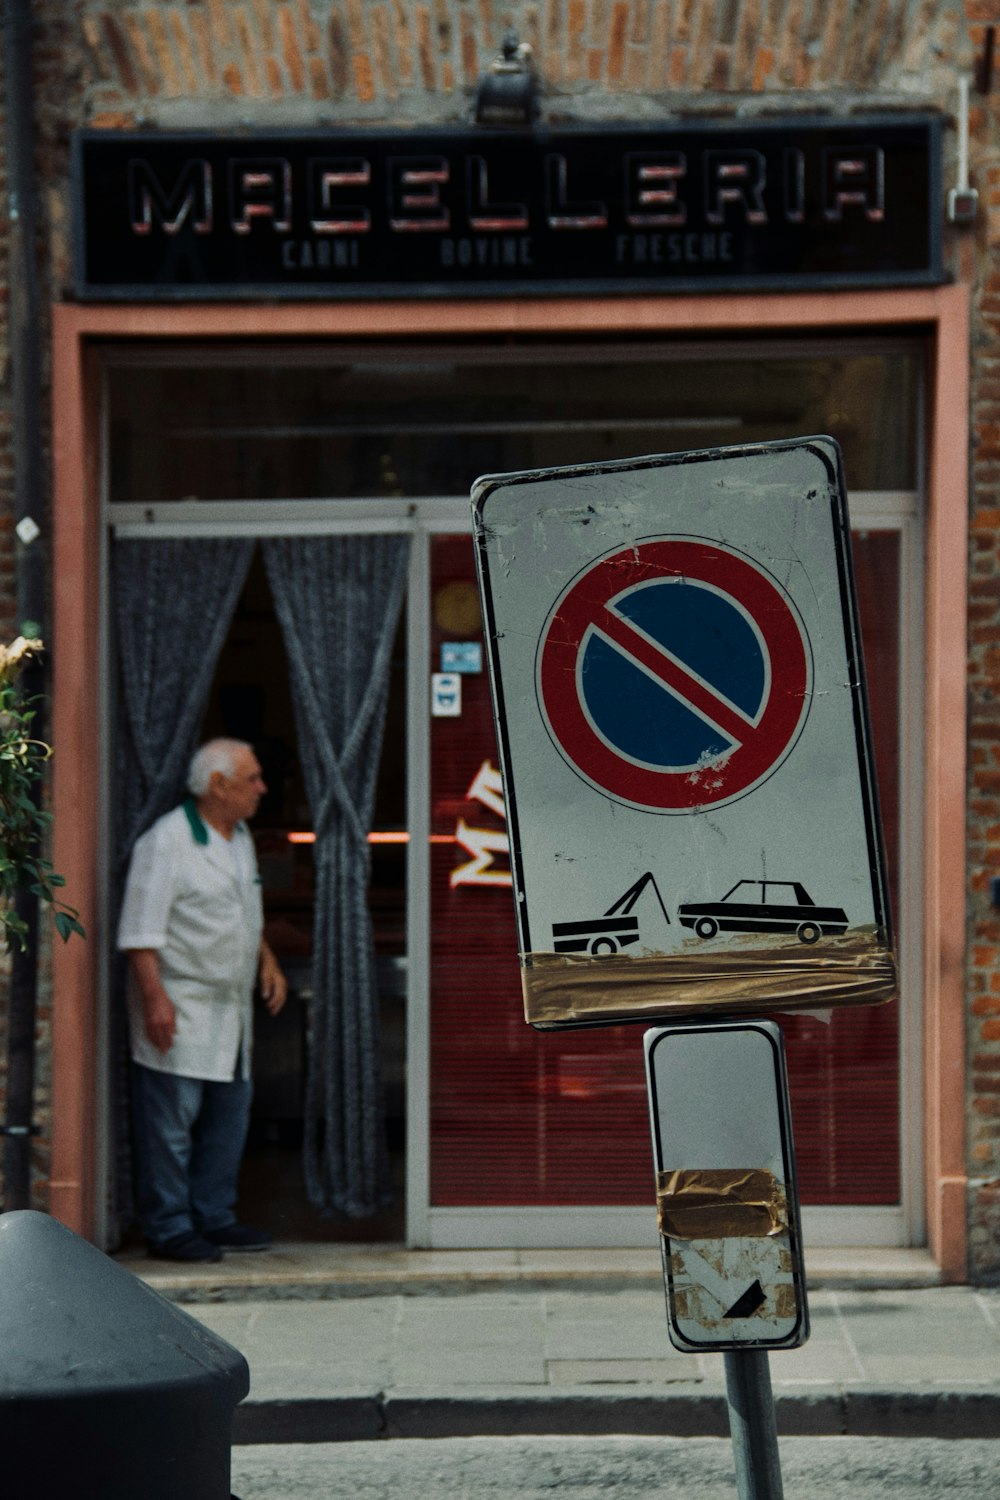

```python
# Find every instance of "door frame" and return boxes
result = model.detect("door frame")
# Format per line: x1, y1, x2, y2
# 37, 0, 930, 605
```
106, 485, 922, 1254
49, 287, 969, 1276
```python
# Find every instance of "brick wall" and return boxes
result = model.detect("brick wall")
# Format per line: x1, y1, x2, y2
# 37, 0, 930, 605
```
966, 12, 1000, 1281
0, 2, 85, 1212
4, 2, 1000, 1272
74, 0, 969, 126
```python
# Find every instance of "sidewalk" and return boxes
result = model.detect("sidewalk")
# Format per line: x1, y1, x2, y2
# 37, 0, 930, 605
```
117, 1245, 1000, 1443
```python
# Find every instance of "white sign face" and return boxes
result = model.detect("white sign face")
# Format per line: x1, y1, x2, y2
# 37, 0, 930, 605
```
472, 438, 895, 1028
431, 671, 462, 718
645, 1020, 808, 1352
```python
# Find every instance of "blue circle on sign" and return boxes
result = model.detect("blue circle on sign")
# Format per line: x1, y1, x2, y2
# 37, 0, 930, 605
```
582, 579, 767, 771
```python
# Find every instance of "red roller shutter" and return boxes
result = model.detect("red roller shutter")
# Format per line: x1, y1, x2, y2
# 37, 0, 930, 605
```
429, 531, 900, 1209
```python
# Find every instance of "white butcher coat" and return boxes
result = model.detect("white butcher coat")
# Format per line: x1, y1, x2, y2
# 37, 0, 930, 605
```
117, 800, 263, 1081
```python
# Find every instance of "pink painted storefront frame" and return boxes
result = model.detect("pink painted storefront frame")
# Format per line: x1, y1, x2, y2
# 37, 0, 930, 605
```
49, 287, 970, 1277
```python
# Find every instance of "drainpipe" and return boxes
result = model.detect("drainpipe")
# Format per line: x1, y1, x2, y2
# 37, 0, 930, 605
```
1, 0, 47, 1212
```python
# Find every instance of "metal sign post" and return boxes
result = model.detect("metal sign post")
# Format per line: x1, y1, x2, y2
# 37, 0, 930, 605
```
645, 1020, 806, 1498
725, 1349, 785, 1500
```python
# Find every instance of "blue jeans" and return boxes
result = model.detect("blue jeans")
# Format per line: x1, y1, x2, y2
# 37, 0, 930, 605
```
131, 1063, 253, 1246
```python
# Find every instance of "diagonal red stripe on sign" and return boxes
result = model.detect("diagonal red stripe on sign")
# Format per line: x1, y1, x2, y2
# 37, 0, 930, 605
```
593, 604, 756, 748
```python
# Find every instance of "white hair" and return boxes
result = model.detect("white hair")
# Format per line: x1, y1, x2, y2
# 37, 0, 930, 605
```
187, 738, 253, 796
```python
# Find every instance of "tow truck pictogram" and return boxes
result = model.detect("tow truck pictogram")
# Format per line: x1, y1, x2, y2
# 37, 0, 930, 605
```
551, 872, 670, 956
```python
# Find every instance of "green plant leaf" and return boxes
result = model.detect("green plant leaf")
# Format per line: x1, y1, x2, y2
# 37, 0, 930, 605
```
54, 911, 86, 942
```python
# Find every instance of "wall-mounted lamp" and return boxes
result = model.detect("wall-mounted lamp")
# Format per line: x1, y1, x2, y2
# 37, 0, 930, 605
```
947, 74, 978, 225
474, 31, 538, 128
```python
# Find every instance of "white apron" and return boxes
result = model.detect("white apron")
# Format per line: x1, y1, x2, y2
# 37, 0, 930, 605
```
117, 800, 264, 1082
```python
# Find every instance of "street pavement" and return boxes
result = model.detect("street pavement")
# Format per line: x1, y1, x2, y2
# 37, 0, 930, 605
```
229, 1436, 1000, 1499
119, 1245, 1000, 1444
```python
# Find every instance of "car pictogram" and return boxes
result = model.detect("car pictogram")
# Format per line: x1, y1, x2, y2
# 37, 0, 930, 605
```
677, 880, 849, 945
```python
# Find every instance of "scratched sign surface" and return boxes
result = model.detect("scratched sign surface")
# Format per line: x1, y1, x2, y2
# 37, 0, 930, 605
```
644, 1021, 808, 1352
471, 437, 895, 1029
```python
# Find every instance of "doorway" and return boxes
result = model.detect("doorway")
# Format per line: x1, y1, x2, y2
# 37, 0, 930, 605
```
187, 547, 408, 1241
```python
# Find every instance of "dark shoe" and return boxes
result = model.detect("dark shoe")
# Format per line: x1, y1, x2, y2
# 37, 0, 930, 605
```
202, 1222, 273, 1252
149, 1231, 223, 1264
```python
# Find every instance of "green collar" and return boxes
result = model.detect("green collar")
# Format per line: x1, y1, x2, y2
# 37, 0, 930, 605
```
182, 796, 209, 846
182, 797, 247, 845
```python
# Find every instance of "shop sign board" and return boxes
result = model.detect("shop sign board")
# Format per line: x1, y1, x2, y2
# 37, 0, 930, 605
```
471, 436, 897, 1029
73, 117, 941, 299
644, 1020, 808, 1352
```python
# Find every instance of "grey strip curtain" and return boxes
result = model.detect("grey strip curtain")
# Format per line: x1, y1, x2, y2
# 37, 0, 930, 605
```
263, 535, 409, 1218
111, 537, 255, 1233
113, 538, 255, 865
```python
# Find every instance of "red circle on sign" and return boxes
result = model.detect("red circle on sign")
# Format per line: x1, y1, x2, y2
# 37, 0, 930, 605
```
536, 537, 812, 813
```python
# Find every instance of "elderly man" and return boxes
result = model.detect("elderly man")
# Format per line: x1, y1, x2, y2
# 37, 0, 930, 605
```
118, 738, 287, 1263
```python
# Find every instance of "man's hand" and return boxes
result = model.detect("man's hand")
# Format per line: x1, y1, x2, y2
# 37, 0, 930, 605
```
260, 941, 288, 1016
142, 989, 177, 1053
128, 950, 177, 1053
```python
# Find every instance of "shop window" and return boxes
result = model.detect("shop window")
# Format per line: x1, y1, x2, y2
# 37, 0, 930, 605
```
107, 344, 919, 503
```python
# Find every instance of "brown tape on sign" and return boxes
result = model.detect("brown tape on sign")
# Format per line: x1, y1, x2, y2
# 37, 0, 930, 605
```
522, 930, 897, 1028
656, 1168, 788, 1241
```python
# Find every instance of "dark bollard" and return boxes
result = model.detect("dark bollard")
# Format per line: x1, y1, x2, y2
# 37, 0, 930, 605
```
0, 1210, 249, 1500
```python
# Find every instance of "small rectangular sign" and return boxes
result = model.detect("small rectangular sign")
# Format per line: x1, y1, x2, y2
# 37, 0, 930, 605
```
645, 1020, 808, 1352
431, 672, 462, 717
72, 118, 941, 299
441, 641, 483, 674
472, 436, 896, 1028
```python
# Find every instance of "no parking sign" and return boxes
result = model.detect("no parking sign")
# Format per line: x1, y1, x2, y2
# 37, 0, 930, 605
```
536, 537, 811, 813
471, 437, 897, 1029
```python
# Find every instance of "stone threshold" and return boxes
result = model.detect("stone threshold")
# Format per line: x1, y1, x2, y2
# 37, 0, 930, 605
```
116, 1243, 943, 1303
